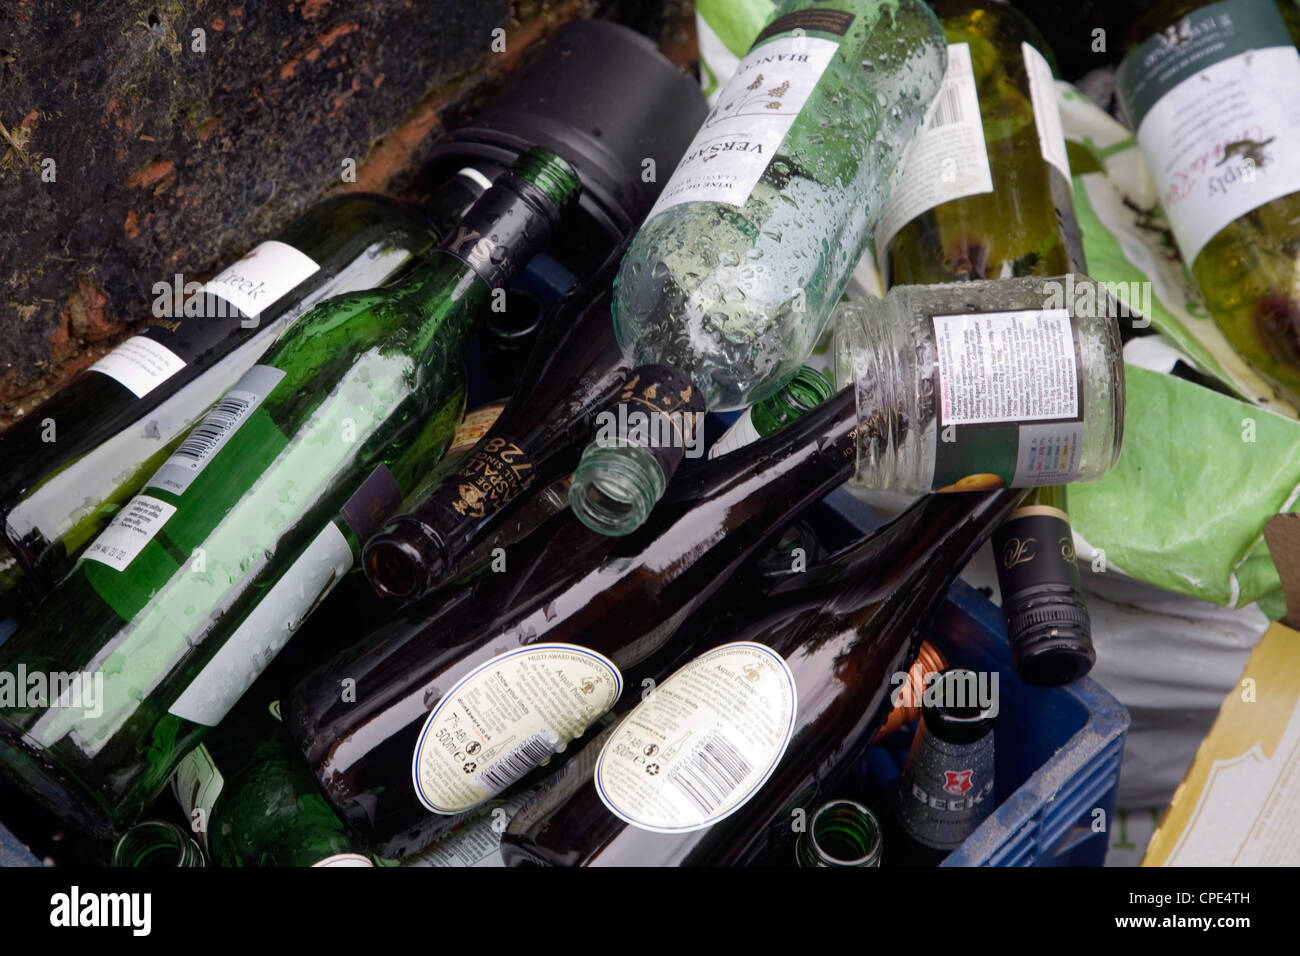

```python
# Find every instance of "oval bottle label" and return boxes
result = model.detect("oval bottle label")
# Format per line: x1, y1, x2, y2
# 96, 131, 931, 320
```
411, 643, 623, 815
594, 641, 797, 834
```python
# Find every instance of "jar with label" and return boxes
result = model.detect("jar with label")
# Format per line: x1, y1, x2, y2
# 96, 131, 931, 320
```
833, 274, 1125, 495
1118, 0, 1300, 409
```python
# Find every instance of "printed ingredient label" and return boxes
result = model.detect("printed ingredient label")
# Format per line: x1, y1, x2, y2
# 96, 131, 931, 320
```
412, 644, 622, 815
404, 791, 535, 868
595, 642, 797, 834
647, 34, 839, 217
201, 240, 320, 325
82, 495, 178, 572
1118, 0, 1300, 263
167, 520, 354, 726
1021, 42, 1073, 188
875, 43, 994, 256
933, 309, 1078, 425
88, 336, 188, 398
147, 364, 286, 496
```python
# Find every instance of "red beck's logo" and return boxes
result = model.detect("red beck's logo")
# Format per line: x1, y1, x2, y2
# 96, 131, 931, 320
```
943, 769, 974, 797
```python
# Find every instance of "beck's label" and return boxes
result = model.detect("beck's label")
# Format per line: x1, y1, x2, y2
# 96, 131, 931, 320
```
647, 33, 839, 218
411, 644, 622, 815
930, 309, 1083, 491
1118, 0, 1300, 264
595, 642, 797, 834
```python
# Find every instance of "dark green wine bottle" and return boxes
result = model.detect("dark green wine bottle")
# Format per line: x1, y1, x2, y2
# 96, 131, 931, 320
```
0, 193, 445, 593
0, 148, 581, 837
172, 695, 373, 867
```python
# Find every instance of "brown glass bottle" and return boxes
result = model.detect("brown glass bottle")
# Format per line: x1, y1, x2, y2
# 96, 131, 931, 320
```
283, 388, 859, 859
362, 244, 632, 600
497, 487, 1021, 866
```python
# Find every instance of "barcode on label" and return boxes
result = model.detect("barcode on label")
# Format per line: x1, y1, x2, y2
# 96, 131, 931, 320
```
476, 730, 557, 794
667, 730, 753, 816
170, 395, 252, 468
927, 86, 964, 129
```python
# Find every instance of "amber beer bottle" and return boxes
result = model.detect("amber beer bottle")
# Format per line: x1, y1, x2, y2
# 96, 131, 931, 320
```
497, 488, 1022, 866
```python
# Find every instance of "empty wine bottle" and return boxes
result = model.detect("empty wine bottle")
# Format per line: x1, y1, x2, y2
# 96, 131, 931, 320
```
362, 243, 633, 601
876, 1, 1096, 683
285, 388, 861, 859
1119, 0, 1300, 409
171, 695, 372, 867
498, 488, 1021, 866
0, 148, 581, 837
0, 194, 441, 593
833, 275, 1124, 494
890, 668, 997, 865
992, 485, 1093, 684
568, 0, 948, 536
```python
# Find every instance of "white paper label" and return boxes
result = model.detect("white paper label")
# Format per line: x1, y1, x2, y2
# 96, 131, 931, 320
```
933, 309, 1079, 425
88, 336, 188, 399
875, 43, 994, 257
1022, 42, 1073, 189
707, 408, 762, 459
1137, 45, 1300, 265
82, 494, 178, 572
595, 642, 797, 834
202, 239, 320, 326
147, 364, 286, 496
412, 644, 623, 815
171, 743, 224, 849
167, 520, 353, 726
312, 853, 374, 867
647, 34, 839, 218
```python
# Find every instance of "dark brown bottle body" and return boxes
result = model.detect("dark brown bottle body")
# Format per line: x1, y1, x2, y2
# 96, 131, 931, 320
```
362, 243, 633, 600
283, 390, 859, 858
499, 488, 1022, 866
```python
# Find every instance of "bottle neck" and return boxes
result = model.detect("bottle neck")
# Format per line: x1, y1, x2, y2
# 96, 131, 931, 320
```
112, 821, 206, 868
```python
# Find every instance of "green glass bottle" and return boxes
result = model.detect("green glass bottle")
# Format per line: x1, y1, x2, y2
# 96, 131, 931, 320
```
568, 0, 948, 536
1118, 0, 1300, 409
111, 820, 206, 868
707, 366, 836, 459
0, 147, 581, 837
172, 696, 373, 867
794, 799, 883, 867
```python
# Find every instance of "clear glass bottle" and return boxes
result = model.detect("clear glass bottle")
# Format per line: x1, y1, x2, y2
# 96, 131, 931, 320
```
568, 0, 948, 536
833, 274, 1124, 495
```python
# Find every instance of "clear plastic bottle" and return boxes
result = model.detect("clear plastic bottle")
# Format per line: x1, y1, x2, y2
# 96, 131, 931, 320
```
569, 0, 948, 536
833, 274, 1124, 494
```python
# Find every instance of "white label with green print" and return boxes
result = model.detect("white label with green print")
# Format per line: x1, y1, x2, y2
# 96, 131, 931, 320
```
82, 495, 178, 572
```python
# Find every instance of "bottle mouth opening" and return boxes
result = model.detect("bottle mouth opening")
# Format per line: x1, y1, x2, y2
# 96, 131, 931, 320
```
112, 821, 203, 868
363, 534, 441, 602
1014, 638, 1096, 686
803, 800, 881, 867
568, 443, 666, 537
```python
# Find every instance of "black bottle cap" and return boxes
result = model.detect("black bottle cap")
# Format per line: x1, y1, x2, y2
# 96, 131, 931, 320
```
920, 669, 997, 745
1003, 585, 1096, 686
421, 19, 707, 245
